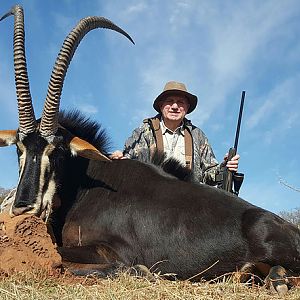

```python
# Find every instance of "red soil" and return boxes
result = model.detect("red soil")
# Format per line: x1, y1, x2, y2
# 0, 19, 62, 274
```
0, 213, 62, 274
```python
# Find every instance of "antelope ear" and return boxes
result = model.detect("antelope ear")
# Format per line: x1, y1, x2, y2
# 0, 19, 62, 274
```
69, 136, 111, 162
0, 130, 17, 147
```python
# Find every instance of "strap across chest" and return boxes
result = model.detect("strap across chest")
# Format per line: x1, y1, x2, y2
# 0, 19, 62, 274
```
148, 118, 193, 169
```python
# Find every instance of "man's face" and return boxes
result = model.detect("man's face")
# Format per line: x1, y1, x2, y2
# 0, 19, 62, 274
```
159, 94, 190, 123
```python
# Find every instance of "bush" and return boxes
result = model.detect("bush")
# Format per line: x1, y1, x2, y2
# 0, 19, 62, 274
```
279, 208, 300, 227
0, 187, 12, 205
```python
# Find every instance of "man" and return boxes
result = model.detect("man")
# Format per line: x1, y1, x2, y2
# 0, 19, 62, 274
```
111, 81, 239, 185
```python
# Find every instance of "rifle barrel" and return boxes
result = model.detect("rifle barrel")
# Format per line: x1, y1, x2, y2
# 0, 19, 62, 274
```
233, 91, 246, 150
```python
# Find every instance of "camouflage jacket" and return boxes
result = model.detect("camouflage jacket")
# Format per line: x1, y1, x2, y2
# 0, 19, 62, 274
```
123, 115, 224, 185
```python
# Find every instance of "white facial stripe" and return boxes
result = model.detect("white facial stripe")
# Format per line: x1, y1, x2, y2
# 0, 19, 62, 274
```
10, 143, 27, 216
18, 150, 26, 179
33, 145, 57, 214
42, 173, 57, 220
17, 142, 25, 152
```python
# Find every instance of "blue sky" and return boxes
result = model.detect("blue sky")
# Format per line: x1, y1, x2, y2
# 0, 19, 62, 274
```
0, 0, 299, 214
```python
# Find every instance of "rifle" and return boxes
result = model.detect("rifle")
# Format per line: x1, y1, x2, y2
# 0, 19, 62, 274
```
222, 91, 245, 195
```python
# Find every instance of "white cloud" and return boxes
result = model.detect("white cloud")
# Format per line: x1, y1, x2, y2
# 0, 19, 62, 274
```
99, 0, 300, 135
124, 2, 148, 16
0, 65, 18, 127
246, 73, 300, 132
191, 0, 299, 123
246, 97, 275, 129
76, 103, 99, 115
65, 92, 99, 115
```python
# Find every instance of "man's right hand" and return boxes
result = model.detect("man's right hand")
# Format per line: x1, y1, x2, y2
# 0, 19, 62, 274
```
110, 150, 126, 160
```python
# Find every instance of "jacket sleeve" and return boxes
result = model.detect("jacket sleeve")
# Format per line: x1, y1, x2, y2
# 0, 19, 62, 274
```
192, 128, 224, 186
201, 143, 224, 186
123, 123, 152, 162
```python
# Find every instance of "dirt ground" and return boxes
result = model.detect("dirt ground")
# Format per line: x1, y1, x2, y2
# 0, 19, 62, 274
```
0, 212, 62, 274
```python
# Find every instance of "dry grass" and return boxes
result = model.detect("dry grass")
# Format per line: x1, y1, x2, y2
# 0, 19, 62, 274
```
0, 271, 300, 300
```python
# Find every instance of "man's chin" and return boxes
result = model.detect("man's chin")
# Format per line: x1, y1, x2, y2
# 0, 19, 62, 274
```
169, 117, 182, 122
167, 114, 181, 119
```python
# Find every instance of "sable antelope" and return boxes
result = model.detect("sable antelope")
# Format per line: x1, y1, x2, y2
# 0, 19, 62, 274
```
0, 5, 299, 295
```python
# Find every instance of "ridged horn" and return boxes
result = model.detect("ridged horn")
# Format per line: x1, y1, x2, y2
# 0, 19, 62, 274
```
40, 16, 134, 138
0, 5, 36, 135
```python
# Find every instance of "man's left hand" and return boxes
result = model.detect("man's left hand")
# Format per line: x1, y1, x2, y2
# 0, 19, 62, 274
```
224, 153, 240, 172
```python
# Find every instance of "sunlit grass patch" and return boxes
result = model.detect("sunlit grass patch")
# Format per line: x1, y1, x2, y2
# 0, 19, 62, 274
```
0, 270, 299, 300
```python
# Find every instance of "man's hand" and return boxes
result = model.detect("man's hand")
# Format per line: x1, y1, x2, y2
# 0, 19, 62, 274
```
110, 150, 126, 160
224, 153, 240, 172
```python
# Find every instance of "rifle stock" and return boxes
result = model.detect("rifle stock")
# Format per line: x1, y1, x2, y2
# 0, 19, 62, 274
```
222, 147, 236, 193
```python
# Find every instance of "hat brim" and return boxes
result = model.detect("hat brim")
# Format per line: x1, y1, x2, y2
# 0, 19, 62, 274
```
153, 90, 198, 114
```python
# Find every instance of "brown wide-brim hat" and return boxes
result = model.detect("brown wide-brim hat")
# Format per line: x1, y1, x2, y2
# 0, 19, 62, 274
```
153, 81, 198, 114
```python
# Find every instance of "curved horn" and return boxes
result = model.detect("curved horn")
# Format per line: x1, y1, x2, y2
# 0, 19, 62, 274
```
0, 5, 36, 135
40, 16, 134, 138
